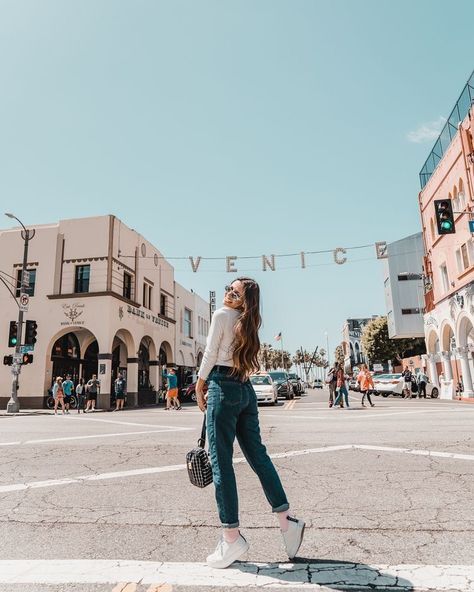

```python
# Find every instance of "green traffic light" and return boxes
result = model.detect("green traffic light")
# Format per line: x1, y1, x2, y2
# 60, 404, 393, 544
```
441, 220, 453, 231
11, 337, 17, 345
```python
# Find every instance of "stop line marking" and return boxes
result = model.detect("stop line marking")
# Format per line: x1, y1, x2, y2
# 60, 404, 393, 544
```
1, 443, 474, 494
1, 559, 474, 590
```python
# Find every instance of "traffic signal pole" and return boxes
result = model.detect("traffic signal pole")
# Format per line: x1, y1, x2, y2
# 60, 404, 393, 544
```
6, 219, 34, 413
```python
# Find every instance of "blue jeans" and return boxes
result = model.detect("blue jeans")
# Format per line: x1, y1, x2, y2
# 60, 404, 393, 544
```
206, 367, 289, 528
334, 385, 349, 407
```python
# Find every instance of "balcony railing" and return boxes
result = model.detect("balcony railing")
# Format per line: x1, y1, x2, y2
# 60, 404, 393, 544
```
419, 71, 474, 190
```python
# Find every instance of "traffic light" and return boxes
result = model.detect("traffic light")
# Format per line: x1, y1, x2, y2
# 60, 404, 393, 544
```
3, 355, 13, 366
8, 321, 18, 347
24, 320, 38, 346
434, 199, 456, 235
22, 353, 33, 365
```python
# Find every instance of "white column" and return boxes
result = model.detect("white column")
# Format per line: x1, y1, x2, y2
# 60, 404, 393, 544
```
441, 351, 453, 381
424, 354, 439, 388
97, 357, 112, 410
457, 347, 474, 397
127, 359, 139, 407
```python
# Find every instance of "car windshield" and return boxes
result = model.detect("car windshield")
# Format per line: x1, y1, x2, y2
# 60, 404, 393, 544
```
374, 374, 402, 380
250, 376, 271, 386
288, 374, 297, 379
269, 372, 287, 380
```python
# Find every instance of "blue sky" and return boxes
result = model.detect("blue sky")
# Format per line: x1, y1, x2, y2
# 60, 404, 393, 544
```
1, 0, 473, 358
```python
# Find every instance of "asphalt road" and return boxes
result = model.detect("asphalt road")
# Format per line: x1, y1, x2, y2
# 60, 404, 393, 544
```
1, 388, 473, 591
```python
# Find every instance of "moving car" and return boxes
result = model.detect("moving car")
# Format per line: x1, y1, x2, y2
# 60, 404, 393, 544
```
371, 373, 439, 398
288, 373, 305, 396
268, 371, 294, 400
250, 373, 278, 405
312, 379, 323, 389
348, 377, 360, 392
181, 381, 208, 403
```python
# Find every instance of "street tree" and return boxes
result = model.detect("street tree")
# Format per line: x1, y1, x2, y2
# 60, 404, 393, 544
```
334, 345, 345, 367
361, 316, 426, 365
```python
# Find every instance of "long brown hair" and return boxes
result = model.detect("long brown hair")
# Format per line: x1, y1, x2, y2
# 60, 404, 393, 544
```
231, 277, 261, 379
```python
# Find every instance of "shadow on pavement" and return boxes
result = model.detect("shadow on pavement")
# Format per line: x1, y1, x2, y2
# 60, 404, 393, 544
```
233, 558, 414, 590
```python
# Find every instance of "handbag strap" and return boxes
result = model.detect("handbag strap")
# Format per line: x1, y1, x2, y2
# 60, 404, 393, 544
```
198, 414, 207, 448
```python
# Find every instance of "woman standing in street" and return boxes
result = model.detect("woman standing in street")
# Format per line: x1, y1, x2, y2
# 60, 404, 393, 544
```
357, 364, 375, 407
333, 362, 350, 408
195, 278, 305, 569
52, 376, 66, 415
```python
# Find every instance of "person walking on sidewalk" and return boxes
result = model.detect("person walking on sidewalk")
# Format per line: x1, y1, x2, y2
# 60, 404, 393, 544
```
85, 374, 100, 412
195, 278, 305, 569
417, 370, 428, 399
163, 367, 181, 410
326, 364, 337, 407
333, 363, 350, 408
76, 378, 86, 413
402, 366, 413, 399
357, 364, 375, 407
62, 374, 74, 414
52, 377, 66, 415
113, 372, 127, 411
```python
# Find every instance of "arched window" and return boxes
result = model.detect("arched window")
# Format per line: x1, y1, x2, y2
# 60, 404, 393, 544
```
458, 178, 465, 209
452, 187, 459, 213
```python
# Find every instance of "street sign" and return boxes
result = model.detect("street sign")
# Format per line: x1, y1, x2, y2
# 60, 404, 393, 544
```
19, 293, 29, 312
373, 363, 384, 372
469, 220, 474, 233
20, 345, 34, 354
375, 241, 388, 259
21, 270, 30, 287
13, 353, 22, 364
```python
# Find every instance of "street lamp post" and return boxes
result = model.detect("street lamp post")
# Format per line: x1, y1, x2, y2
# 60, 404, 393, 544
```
325, 331, 330, 366
5, 213, 35, 414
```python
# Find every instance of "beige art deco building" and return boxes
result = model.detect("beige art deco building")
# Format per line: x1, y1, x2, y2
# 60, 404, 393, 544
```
0, 215, 210, 409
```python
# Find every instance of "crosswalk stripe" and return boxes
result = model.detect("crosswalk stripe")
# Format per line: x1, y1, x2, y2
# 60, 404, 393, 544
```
1, 560, 474, 590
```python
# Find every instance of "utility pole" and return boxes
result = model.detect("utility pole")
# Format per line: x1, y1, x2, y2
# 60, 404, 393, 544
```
5, 213, 35, 414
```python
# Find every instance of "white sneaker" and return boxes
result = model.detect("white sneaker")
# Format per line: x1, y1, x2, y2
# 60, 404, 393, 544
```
206, 534, 249, 569
282, 516, 305, 559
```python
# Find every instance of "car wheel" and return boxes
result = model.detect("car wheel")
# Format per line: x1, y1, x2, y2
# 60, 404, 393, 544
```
382, 393, 389, 398
191, 391, 197, 402
430, 388, 439, 399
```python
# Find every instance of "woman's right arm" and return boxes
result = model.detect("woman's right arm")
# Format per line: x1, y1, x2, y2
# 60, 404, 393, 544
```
196, 312, 224, 411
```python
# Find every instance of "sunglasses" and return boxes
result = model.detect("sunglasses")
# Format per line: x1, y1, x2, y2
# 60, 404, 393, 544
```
224, 285, 242, 300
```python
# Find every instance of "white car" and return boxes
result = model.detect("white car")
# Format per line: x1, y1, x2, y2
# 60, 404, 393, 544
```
250, 374, 278, 405
312, 379, 323, 389
372, 373, 439, 398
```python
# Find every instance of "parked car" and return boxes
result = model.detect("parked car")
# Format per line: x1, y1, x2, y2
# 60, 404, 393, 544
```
312, 378, 323, 389
288, 373, 304, 396
348, 377, 360, 392
371, 373, 439, 398
268, 371, 294, 399
181, 381, 208, 403
250, 373, 278, 405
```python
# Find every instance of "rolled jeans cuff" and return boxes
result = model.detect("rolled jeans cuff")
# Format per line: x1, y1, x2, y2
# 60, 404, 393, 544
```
272, 503, 290, 514
221, 521, 240, 528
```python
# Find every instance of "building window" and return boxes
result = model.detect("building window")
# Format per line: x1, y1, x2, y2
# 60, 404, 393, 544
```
184, 308, 192, 338
75, 265, 90, 293
143, 282, 152, 309
401, 308, 422, 315
160, 294, 167, 316
397, 273, 423, 281
15, 269, 36, 297
455, 244, 471, 275
461, 243, 469, 270
430, 218, 435, 241
440, 263, 449, 293
123, 272, 132, 300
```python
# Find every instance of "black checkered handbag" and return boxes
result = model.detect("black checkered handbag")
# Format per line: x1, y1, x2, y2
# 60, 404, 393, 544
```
186, 415, 213, 488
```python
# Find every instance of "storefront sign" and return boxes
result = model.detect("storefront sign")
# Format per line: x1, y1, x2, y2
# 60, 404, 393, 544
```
61, 303, 85, 326
127, 305, 169, 329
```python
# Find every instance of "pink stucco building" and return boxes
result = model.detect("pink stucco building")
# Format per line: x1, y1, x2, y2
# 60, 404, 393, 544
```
419, 71, 474, 397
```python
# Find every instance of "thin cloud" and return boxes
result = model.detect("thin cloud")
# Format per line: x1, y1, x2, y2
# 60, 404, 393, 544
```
407, 116, 447, 143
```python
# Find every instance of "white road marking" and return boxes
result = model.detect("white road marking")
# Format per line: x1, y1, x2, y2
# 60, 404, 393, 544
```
66, 416, 181, 429
0, 441, 21, 447
23, 428, 191, 445
264, 408, 473, 421
1, 559, 474, 590
2, 441, 474, 495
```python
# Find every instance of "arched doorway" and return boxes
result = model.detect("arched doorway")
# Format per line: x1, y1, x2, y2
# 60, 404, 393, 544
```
83, 341, 99, 381
51, 333, 81, 383
138, 336, 157, 405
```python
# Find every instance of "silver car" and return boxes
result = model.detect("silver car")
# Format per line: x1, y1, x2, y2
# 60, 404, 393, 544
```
250, 374, 278, 405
